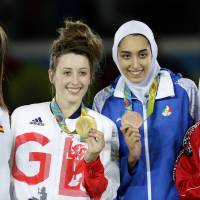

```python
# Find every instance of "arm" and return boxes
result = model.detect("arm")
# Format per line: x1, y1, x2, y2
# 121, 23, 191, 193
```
176, 155, 200, 199
116, 125, 141, 196
83, 158, 108, 200
175, 122, 200, 199
83, 118, 120, 200
120, 124, 141, 171
83, 129, 107, 200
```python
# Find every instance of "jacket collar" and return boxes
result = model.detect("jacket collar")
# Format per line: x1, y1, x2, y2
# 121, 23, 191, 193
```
114, 70, 175, 100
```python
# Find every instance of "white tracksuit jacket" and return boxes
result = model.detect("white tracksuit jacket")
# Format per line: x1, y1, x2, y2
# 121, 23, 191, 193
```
0, 108, 12, 200
11, 102, 119, 200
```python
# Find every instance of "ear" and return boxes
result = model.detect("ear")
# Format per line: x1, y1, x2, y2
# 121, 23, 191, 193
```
48, 69, 55, 84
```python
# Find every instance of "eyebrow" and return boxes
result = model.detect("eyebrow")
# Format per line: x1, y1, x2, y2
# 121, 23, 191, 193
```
139, 49, 148, 52
62, 67, 89, 70
119, 50, 131, 54
119, 48, 148, 54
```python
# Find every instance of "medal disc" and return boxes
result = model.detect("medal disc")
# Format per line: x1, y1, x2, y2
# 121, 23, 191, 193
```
76, 116, 97, 139
121, 111, 143, 128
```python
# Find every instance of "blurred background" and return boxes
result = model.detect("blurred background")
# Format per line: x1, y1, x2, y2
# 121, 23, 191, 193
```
0, 0, 200, 112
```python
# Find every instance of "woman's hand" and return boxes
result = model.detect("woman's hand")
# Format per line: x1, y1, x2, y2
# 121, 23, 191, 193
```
84, 128, 105, 163
121, 124, 141, 169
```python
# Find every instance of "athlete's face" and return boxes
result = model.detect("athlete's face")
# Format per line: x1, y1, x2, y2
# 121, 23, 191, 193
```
117, 35, 152, 83
49, 53, 91, 105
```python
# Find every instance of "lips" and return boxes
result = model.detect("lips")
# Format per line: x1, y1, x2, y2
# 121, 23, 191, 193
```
129, 69, 144, 76
67, 87, 81, 94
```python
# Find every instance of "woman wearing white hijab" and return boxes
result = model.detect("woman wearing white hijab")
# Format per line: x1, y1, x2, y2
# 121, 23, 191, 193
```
93, 20, 200, 200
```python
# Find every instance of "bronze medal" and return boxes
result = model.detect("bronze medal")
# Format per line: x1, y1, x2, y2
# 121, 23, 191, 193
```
121, 111, 143, 129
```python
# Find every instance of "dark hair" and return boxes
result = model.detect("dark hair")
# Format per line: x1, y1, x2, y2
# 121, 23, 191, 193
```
49, 19, 103, 82
0, 26, 7, 109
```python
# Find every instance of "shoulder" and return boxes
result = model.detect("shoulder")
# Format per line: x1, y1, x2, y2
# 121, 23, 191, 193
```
93, 85, 114, 113
176, 78, 198, 110
0, 107, 9, 119
187, 121, 200, 140
94, 75, 121, 100
165, 68, 197, 90
0, 107, 10, 130
12, 102, 50, 118
94, 85, 114, 101
93, 76, 121, 112
162, 68, 198, 93
179, 121, 200, 157
173, 121, 200, 180
176, 77, 197, 91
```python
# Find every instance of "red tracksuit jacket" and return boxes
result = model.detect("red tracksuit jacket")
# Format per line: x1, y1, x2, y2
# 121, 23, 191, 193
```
175, 121, 200, 199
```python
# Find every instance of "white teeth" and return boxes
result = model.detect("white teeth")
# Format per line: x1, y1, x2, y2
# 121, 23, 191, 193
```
67, 88, 80, 93
130, 71, 142, 75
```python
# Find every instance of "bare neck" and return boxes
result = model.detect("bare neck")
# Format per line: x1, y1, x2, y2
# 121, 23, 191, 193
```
56, 98, 82, 119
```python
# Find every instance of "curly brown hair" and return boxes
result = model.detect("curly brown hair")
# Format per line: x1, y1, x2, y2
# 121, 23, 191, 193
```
0, 26, 7, 109
49, 19, 103, 83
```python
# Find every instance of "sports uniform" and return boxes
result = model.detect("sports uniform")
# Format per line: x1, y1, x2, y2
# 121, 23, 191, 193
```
0, 108, 12, 200
174, 121, 200, 199
93, 20, 200, 200
11, 102, 119, 200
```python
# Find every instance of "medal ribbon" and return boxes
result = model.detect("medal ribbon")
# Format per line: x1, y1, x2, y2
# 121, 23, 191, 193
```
147, 77, 159, 117
123, 76, 159, 117
50, 98, 87, 134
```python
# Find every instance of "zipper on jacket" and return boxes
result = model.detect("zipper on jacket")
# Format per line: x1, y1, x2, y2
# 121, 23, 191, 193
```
143, 101, 152, 200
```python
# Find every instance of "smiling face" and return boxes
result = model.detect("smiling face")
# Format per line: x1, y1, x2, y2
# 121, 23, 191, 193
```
48, 53, 91, 105
117, 34, 152, 83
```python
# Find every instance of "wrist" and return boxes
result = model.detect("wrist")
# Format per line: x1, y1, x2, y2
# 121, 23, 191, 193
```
84, 152, 99, 163
128, 154, 138, 170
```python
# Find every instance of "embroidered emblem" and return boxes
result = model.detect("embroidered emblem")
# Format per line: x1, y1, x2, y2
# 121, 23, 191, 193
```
30, 117, 44, 126
28, 186, 47, 200
162, 105, 172, 116
0, 124, 4, 133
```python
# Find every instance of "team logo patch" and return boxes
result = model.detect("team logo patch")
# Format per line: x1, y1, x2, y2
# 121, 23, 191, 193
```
0, 124, 4, 133
162, 105, 172, 116
30, 117, 44, 126
28, 186, 47, 200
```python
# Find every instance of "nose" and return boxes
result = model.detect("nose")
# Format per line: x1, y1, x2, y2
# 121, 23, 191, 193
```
71, 72, 79, 84
130, 56, 138, 69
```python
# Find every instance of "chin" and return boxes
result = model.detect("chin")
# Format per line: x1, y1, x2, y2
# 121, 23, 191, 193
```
129, 77, 144, 83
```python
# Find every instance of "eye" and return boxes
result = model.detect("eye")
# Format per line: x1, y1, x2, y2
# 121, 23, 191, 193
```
79, 71, 88, 76
121, 53, 131, 60
139, 52, 148, 59
63, 71, 71, 76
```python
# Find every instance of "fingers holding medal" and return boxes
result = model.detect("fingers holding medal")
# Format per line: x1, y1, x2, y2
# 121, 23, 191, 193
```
84, 128, 105, 163
76, 114, 105, 163
120, 111, 142, 162
76, 115, 97, 139
120, 111, 143, 138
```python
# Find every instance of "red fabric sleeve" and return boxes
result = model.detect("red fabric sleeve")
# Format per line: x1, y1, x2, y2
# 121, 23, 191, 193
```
175, 122, 200, 200
83, 157, 108, 200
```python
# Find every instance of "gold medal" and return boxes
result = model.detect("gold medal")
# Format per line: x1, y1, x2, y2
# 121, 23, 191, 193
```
121, 111, 143, 129
76, 115, 97, 139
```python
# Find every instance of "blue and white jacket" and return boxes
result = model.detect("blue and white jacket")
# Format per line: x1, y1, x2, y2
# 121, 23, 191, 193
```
93, 69, 200, 200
